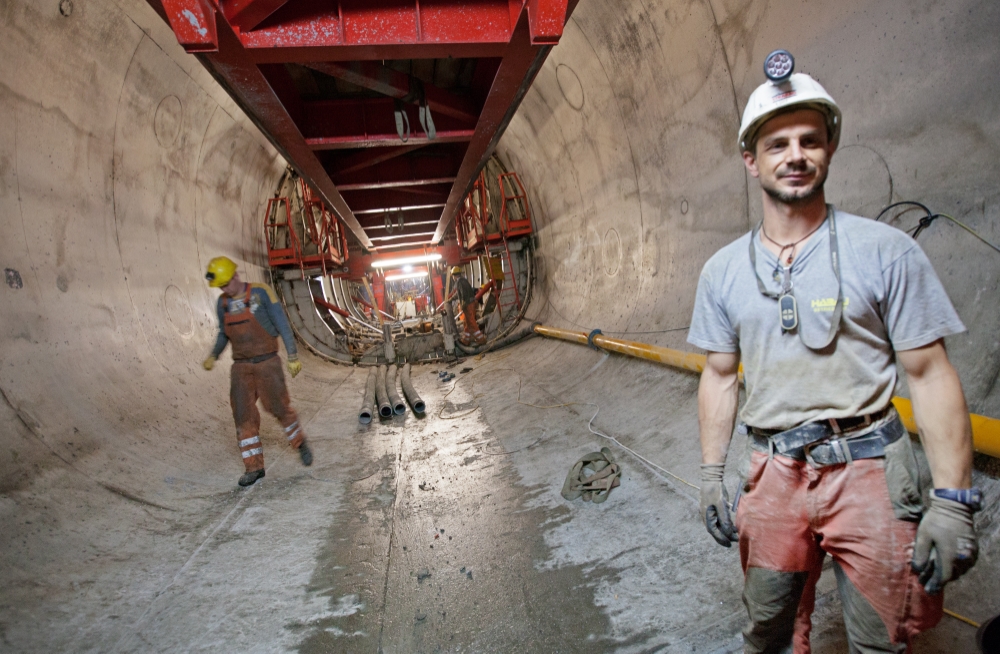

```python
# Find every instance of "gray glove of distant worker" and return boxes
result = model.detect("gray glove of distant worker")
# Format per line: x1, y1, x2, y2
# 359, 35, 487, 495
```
911, 496, 977, 595
700, 463, 738, 547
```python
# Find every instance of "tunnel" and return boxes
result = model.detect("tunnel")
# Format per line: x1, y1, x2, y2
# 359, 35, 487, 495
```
3, 0, 1000, 651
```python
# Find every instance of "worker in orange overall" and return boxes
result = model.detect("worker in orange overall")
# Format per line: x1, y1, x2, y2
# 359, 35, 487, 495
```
452, 266, 486, 345
690, 51, 978, 652
202, 256, 312, 487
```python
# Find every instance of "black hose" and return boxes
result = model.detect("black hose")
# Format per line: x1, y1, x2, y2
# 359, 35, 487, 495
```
454, 323, 538, 355
375, 365, 392, 418
359, 367, 376, 424
400, 363, 425, 414
386, 365, 406, 415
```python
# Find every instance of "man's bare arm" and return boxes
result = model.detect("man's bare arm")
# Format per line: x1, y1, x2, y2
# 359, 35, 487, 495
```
897, 339, 973, 488
699, 351, 741, 464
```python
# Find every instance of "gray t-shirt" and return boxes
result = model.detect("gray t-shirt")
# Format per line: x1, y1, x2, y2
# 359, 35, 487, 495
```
688, 209, 965, 430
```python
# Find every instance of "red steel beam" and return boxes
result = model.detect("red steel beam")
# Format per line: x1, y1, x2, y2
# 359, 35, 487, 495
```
220, 0, 291, 33
355, 203, 446, 216
306, 130, 474, 151
329, 145, 427, 177
160, 3, 374, 249
341, 189, 450, 213
156, 0, 514, 61
370, 232, 437, 243
432, 3, 565, 243
338, 177, 456, 191
330, 155, 462, 187
239, 1, 513, 59
242, 42, 508, 65
363, 219, 439, 230
304, 61, 479, 124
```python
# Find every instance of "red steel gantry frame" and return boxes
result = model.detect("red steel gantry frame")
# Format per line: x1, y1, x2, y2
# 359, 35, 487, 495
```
148, 0, 577, 254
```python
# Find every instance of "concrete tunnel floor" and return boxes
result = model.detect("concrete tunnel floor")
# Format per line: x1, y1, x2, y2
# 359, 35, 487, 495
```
3, 339, 999, 653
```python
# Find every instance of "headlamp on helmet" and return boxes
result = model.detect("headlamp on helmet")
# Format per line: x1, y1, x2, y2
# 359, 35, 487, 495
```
764, 50, 795, 82
205, 256, 238, 288
738, 50, 842, 154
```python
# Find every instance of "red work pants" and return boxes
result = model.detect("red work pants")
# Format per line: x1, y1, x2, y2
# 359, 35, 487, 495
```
736, 450, 942, 652
230, 355, 305, 472
461, 302, 484, 344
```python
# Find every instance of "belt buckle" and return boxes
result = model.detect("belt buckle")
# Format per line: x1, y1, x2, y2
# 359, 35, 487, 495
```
803, 437, 853, 469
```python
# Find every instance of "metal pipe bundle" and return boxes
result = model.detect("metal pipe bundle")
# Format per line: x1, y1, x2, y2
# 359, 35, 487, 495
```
375, 365, 392, 418
400, 364, 425, 414
386, 365, 406, 415
359, 367, 376, 424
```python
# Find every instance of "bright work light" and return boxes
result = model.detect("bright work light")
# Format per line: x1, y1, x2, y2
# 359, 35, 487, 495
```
385, 271, 429, 282
764, 49, 794, 82
371, 253, 442, 269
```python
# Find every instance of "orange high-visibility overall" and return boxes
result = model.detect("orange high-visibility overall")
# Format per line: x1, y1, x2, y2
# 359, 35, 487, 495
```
223, 286, 305, 472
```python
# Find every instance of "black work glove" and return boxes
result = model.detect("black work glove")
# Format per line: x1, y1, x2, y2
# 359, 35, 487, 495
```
700, 463, 738, 547
911, 496, 977, 595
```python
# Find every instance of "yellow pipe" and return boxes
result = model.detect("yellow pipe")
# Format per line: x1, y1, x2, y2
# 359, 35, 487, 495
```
533, 323, 1000, 458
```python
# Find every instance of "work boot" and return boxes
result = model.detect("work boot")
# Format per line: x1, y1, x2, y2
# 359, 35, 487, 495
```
238, 469, 265, 487
299, 441, 313, 466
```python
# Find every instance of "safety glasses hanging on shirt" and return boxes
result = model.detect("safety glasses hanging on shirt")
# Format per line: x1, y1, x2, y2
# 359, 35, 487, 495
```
748, 205, 844, 350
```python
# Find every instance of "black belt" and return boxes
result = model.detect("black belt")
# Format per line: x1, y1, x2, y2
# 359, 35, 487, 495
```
749, 406, 889, 438
749, 412, 905, 468
233, 352, 278, 364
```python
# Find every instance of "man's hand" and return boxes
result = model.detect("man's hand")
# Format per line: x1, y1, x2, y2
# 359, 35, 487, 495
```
287, 358, 302, 378
701, 463, 738, 547
911, 496, 977, 594
202, 356, 216, 371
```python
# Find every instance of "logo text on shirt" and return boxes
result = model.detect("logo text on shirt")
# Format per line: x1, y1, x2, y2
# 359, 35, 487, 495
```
811, 297, 849, 312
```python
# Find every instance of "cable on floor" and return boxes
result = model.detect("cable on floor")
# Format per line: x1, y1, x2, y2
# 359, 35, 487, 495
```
437, 363, 699, 490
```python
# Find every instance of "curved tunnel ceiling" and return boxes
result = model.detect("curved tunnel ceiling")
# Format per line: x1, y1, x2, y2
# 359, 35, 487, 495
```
2, 0, 999, 650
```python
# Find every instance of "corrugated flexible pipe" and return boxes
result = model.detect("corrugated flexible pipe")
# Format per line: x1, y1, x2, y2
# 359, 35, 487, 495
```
532, 323, 1000, 459
375, 365, 393, 418
400, 363, 426, 414
359, 367, 376, 424
386, 365, 406, 415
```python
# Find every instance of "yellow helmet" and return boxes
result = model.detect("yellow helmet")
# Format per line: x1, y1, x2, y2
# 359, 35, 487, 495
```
450, 266, 463, 275
205, 256, 237, 288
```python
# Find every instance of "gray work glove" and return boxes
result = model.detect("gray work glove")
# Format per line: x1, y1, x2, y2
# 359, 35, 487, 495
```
911, 496, 977, 595
700, 463, 738, 547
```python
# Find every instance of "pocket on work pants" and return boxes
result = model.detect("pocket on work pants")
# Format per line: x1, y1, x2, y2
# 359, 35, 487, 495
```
735, 449, 769, 534
882, 432, 924, 522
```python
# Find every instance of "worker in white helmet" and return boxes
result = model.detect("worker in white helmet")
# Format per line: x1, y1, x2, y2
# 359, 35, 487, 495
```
688, 52, 979, 652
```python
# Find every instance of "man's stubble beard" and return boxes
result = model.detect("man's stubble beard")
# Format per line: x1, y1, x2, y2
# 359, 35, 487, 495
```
761, 165, 829, 206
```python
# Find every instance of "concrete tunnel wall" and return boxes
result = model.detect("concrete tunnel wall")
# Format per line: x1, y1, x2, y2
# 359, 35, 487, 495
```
2, 0, 1000, 649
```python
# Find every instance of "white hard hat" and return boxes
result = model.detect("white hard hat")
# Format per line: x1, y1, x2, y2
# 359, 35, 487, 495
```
738, 73, 842, 153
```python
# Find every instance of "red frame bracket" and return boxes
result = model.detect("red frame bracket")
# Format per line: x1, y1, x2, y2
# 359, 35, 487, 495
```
160, 0, 219, 52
